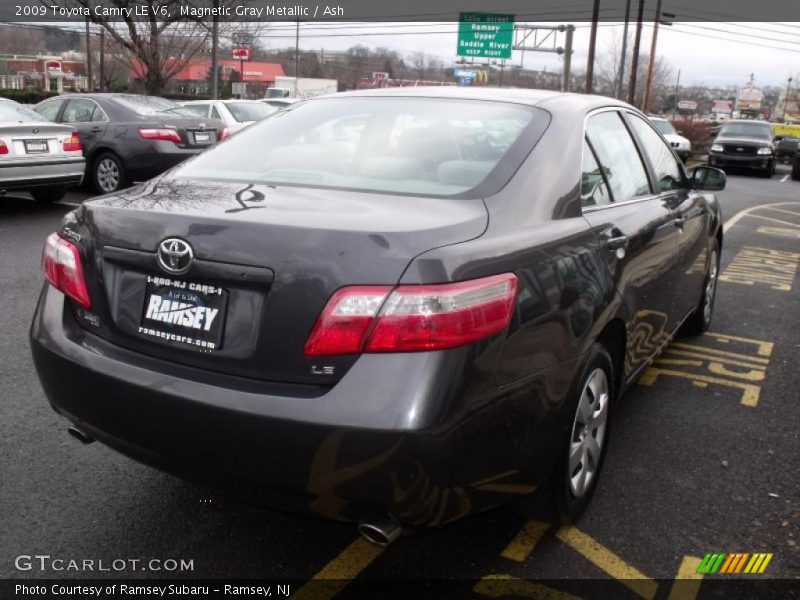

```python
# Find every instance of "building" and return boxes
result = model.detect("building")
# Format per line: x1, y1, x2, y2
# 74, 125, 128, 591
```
0, 54, 88, 92
130, 58, 285, 98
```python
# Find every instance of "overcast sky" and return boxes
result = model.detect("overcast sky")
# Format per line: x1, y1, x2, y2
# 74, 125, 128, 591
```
257, 21, 800, 89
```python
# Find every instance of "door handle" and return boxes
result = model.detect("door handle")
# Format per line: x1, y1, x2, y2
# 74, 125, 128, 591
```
90, 127, 102, 133
604, 235, 629, 251
673, 216, 686, 228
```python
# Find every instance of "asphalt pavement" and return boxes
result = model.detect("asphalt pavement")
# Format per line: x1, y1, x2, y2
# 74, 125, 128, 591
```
1, 166, 798, 598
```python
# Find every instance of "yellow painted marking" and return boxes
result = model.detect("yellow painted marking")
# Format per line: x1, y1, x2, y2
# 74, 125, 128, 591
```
292, 538, 385, 600
763, 206, 800, 218
734, 553, 749, 573
662, 349, 767, 371
757, 226, 800, 239
501, 520, 550, 562
705, 332, 773, 356
758, 553, 773, 573
667, 556, 703, 600
720, 246, 800, 292
724, 201, 800, 232
640, 368, 762, 406
670, 342, 770, 362
555, 526, 658, 600
744, 553, 761, 573
474, 575, 581, 600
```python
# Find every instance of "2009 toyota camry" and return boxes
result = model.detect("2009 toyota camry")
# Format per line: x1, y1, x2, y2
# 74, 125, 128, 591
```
30, 88, 725, 545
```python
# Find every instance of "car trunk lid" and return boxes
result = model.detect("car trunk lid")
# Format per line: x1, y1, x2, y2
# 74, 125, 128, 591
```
66, 177, 488, 385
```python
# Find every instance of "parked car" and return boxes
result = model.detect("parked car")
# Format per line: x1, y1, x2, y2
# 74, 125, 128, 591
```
774, 136, 800, 164
179, 99, 277, 133
648, 116, 692, 162
707, 119, 775, 177
34, 93, 226, 194
0, 98, 85, 202
30, 89, 726, 544
259, 98, 299, 110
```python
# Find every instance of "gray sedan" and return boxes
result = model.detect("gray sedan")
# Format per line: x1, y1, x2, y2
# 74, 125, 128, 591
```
0, 98, 85, 202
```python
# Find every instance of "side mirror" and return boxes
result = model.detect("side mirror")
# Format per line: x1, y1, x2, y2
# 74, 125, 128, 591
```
690, 166, 726, 191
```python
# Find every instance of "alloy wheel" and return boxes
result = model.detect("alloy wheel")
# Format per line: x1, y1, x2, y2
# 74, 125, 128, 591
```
568, 368, 610, 498
96, 158, 120, 193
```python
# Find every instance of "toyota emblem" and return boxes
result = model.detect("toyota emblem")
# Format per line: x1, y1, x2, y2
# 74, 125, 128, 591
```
157, 238, 193, 275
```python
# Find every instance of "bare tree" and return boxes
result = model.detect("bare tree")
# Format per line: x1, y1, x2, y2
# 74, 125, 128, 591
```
597, 34, 673, 108
37, 1, 255, 95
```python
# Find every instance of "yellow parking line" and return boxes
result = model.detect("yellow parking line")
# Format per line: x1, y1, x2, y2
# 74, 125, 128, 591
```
475, 574, 582, 600
555, 526, 658, 600
667, 556, 703, 600
501, 520, 550, 562
291, 538, 385, 600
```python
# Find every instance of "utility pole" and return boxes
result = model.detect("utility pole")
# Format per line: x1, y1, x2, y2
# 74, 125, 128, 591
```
211, 0, 219, 99
562, 25, 574, 92
84, 18, 93, 92
642, 0, 663, 113
784, 76, 794, 121
672, 69, 680, 118
627, 0, 645, 105
294, 18, 300, 78
99, 28, 105, 92
585, 0, 600, 93
616, 0, 631, 99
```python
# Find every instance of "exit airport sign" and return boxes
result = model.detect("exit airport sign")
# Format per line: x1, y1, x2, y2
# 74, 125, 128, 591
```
457, 13, 515, 60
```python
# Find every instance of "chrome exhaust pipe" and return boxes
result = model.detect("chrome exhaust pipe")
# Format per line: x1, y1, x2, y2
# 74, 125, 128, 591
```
67, 426, 94, 445
357, 518, 402, 547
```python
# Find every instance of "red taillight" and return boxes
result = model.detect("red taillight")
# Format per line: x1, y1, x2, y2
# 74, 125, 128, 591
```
304, 274, 517, 356
220, 127, 230, 141
139, 128, 182, 144
0, 140, 8, 155
63, 132, 82, 152
42, 233, 91, 309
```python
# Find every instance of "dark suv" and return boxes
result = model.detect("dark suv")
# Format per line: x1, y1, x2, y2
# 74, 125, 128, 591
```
707, 120, 775, 177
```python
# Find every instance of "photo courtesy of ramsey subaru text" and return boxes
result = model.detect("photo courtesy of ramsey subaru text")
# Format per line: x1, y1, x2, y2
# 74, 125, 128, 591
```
30, 88, 726, 546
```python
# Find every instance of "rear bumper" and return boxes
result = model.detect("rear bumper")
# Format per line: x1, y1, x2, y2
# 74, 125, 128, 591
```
708, 154, 773, 170
0, 158, 85, 191
124, 142, 208, 183
30, 285, 573, 526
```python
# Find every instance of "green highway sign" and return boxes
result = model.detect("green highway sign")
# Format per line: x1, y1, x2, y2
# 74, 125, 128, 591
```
457, 13, 515, 60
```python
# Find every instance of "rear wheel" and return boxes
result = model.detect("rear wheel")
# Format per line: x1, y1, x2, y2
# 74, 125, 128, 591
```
93, 152, 126, 194
685, 239, 720, 335
30, 186, 66, 203
552, 343, 614, 523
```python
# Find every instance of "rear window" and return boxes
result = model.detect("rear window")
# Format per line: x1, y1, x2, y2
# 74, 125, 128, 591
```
0, 100, 48, 123
174, 97, 547, 198
226, 102, 276, 122
112, 94, 190, 116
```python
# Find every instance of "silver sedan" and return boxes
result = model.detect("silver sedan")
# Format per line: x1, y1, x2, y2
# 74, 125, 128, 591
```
0, 98, 85, 202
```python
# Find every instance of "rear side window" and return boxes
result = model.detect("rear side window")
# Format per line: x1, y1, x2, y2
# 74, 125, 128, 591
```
586, 111, 651, 203
627, 114, 685, 192
173, 97, 548, 198
62, 99, 105, 123
581, 140, 612, 208
35, 99, 63, 122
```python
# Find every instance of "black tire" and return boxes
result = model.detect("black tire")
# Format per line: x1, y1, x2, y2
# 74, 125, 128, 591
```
30, 186, 66, 203
792, 157, 800, 181
684, 238, 720, 336
759, 161, 775, 178
551, 343, 615, 524
92, 152, 126, 194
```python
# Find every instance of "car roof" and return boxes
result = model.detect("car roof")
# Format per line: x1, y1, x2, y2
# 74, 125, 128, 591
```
316, 87, 631, 111
722, 119, 771, 125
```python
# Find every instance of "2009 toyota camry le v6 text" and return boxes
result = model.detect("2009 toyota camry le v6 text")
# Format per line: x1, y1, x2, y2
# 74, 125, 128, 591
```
30, 88, 726, 546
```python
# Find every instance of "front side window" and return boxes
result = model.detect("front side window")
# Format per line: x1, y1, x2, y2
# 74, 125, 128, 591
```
586, 111, 651, 203
174, 97, 544, 198
628, 114, 685, 192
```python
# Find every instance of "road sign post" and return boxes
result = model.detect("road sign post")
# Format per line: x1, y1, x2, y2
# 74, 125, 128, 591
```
457, 13, 514, 60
